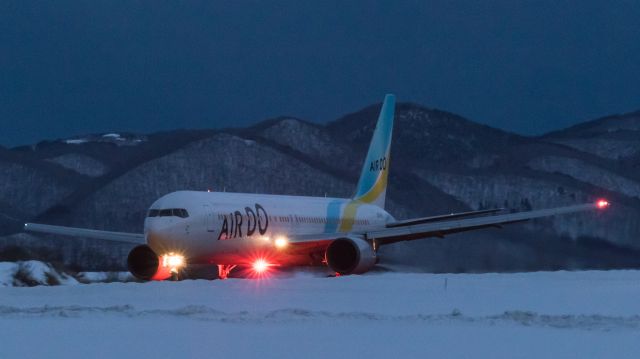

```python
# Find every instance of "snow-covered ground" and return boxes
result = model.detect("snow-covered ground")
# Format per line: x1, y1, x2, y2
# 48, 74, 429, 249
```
1, 270, 639, 358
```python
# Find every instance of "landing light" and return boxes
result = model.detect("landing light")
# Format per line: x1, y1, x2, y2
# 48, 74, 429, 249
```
162, 253, 185, 272
274, 236, 288, 249
596, 199, 610, 209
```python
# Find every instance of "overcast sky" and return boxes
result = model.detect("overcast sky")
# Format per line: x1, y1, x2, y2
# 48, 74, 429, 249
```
1, 1, 639, 147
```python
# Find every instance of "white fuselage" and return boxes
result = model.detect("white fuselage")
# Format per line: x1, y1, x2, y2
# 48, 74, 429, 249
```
144, 191, 393, 266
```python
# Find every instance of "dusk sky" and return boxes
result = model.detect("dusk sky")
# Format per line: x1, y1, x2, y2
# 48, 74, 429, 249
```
1, 1, 639, 147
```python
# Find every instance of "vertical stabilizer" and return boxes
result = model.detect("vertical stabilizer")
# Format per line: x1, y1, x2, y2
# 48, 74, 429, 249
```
353, 94, 395, 208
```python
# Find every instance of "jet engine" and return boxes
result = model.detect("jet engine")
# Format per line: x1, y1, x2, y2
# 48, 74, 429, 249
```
127, 245, 173, 281
325, 237, 376, 275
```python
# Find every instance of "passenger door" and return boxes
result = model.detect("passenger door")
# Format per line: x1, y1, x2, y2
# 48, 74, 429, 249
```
202, 204, 215, 232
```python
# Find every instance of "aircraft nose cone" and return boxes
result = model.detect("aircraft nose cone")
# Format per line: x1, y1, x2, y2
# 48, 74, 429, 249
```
145, 221, 183, 254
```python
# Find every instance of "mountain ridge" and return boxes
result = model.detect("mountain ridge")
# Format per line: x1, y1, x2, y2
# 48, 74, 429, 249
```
2, 101, 639, 272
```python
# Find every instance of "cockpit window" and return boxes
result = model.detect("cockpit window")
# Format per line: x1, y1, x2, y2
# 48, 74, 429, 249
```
148, 208, 189, 218
172, 208, 189, 218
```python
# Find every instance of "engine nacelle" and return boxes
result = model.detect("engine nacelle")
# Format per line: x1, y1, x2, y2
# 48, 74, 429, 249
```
325, 237, 376, 275
127, 245, 172, 281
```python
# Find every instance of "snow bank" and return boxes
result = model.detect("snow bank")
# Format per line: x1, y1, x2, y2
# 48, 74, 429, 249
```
77, 271, 135, 283
0, 262, 18, 286
0, 260, 142, 287
0, 261, 78, 287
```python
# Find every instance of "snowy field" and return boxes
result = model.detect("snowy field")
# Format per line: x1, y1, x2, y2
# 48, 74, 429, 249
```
1, 270, 639, 358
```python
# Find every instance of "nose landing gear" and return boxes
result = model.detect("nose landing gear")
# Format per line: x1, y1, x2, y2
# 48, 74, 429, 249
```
170, 269, 181, 281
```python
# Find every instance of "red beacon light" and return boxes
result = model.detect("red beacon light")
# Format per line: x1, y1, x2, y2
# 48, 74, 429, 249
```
252, 259, 270, 274
249, 258, 280, 278
596, 199, 610, 209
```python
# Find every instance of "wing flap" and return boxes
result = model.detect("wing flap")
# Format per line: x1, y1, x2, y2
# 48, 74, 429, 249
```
24, 223, 144, 244
385, 208, 504, 228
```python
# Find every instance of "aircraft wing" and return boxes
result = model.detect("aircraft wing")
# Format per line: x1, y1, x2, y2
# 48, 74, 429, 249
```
288, 201, 609, 247
368, 201, 607, 245
24, 223, 144, 244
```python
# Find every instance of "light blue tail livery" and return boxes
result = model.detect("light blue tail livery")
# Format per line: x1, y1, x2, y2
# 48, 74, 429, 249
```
352, 94, 395, 209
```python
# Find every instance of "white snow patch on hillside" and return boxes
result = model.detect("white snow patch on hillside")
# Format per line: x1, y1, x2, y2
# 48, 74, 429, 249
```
0, 271, 639, 358
62, 133, 147, 146
65, 138, 89, 144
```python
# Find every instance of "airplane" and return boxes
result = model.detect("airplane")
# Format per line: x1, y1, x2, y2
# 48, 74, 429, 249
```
24, 94, 610, 280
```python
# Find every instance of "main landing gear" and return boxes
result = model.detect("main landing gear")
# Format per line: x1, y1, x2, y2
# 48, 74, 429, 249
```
170, 270, 181, 281
217, 265, 237, 280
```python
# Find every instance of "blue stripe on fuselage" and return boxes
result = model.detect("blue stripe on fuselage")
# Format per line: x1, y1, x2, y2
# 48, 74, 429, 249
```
324, 199, 343, 233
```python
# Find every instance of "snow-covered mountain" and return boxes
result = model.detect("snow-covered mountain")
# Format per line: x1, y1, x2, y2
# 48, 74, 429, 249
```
1, 103, 640, 271
543, 110, 640, 161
